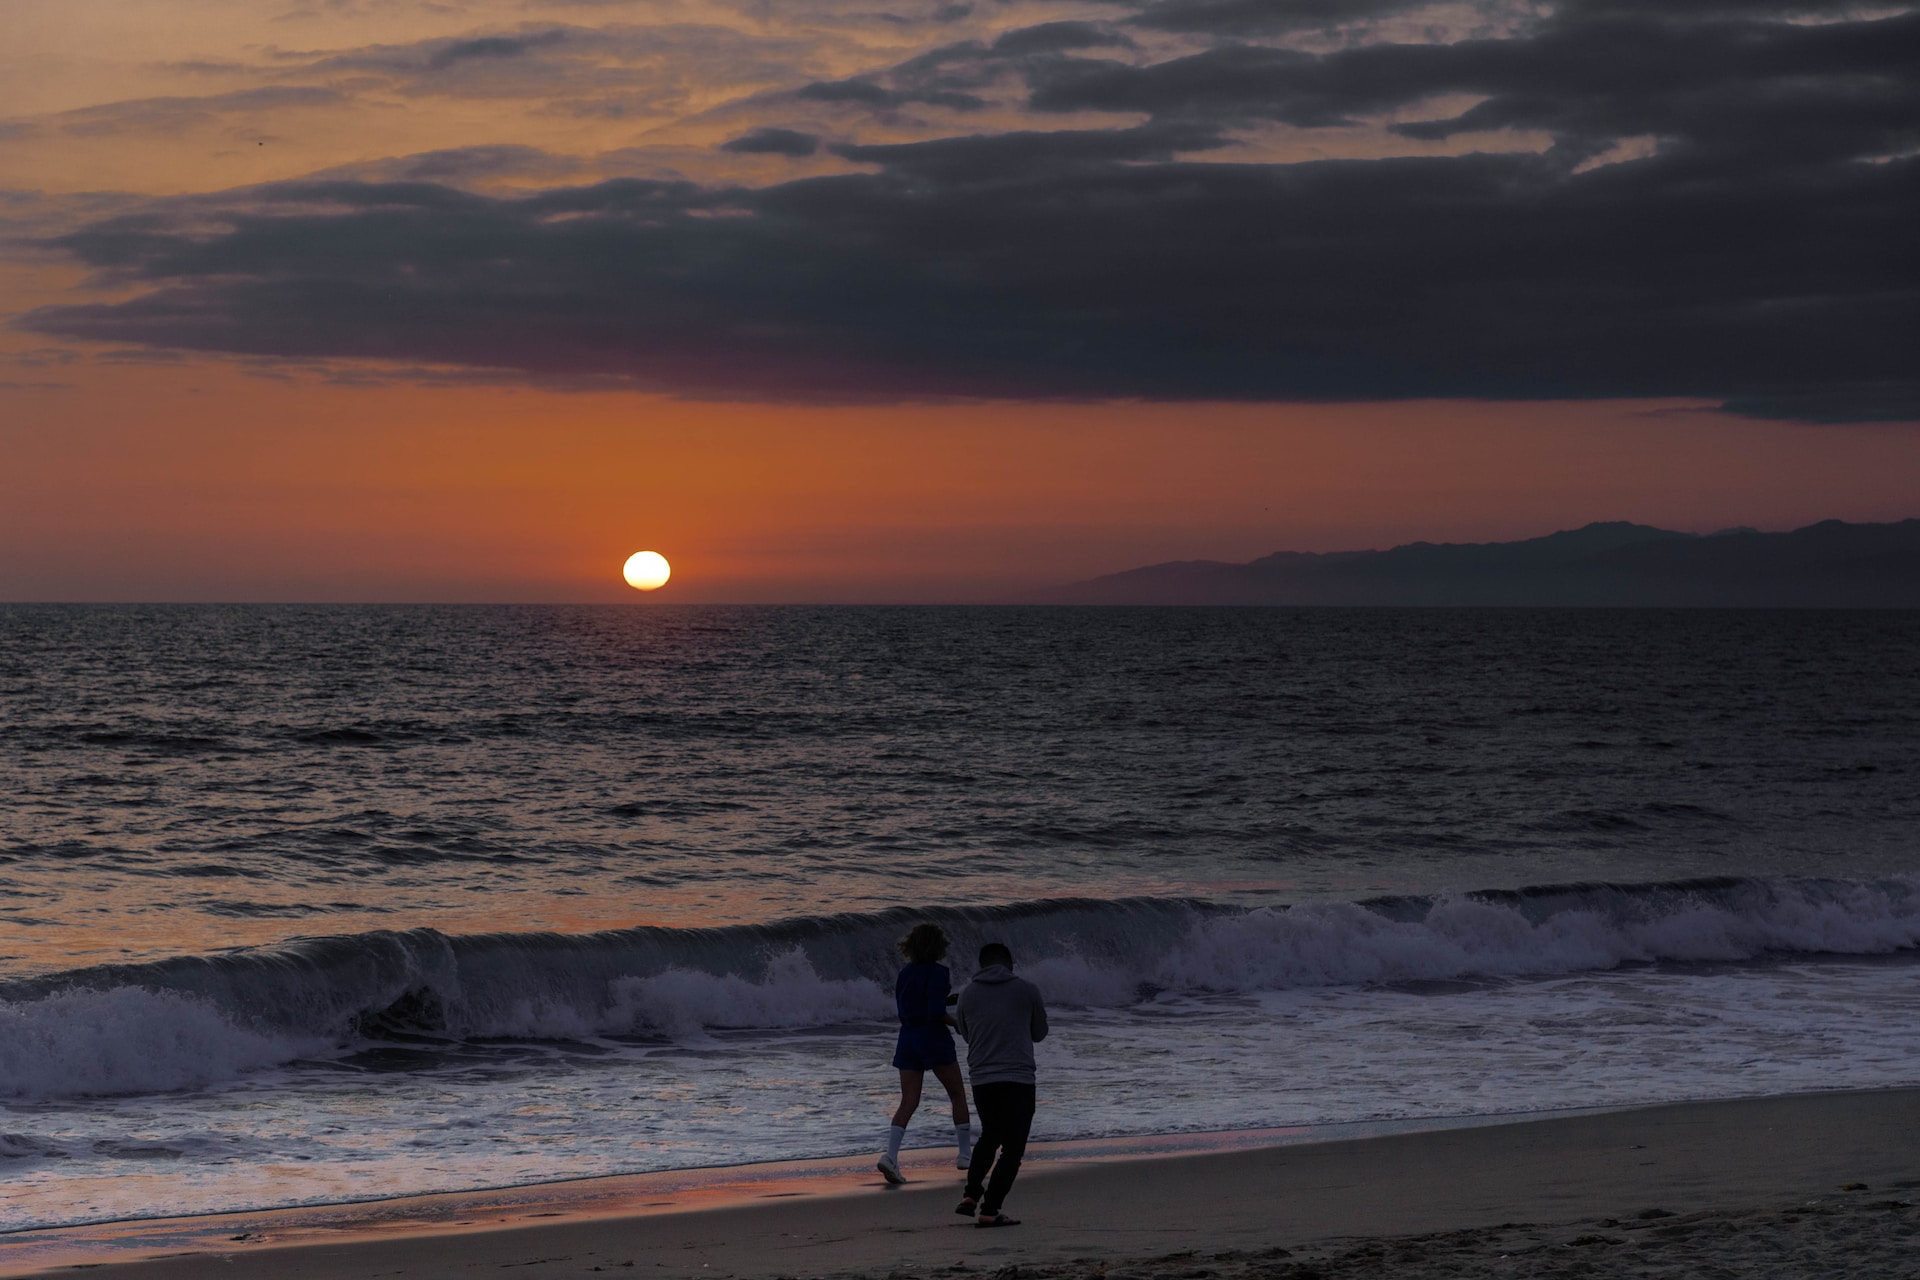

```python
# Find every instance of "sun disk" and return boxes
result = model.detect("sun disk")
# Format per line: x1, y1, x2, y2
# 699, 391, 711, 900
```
622, 551, 671, 591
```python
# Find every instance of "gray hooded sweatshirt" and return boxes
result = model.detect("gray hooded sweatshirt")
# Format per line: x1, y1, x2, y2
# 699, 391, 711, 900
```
953, 964, 1049, 1086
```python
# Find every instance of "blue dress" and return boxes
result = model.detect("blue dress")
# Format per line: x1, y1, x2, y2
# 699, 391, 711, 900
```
891, 961, 958, 1070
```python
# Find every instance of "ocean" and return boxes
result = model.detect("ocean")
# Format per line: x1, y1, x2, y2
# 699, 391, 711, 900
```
2, 605, 1918, 1233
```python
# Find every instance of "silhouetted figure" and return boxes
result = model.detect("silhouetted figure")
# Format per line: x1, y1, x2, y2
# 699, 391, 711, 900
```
877, 923, 971, 1184
953, 941, 1048, 1226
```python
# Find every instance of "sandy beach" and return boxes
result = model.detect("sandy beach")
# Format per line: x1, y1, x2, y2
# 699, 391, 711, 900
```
8, 1088, 1917, 1280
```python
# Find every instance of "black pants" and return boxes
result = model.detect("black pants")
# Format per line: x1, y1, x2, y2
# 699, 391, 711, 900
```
965, 1081, 1035, 1216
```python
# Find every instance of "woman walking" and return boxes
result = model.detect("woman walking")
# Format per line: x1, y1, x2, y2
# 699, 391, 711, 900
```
878, 922, 972, 1183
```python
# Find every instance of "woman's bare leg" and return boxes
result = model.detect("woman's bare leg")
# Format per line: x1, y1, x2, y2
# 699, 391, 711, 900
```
891, 1069, 925, 1128
931, 1062, 970, 1125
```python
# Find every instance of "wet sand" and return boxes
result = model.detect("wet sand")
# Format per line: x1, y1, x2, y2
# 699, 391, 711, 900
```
8, 1089, 1919, 1279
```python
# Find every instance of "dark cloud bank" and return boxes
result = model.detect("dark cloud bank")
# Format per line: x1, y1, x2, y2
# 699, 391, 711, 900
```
1041, 519, 1920, 605
23, 0, 1920, 418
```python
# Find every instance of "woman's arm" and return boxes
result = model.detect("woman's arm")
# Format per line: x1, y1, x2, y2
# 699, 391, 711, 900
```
933, 967, 956, 1027
933, 971, 956, 1028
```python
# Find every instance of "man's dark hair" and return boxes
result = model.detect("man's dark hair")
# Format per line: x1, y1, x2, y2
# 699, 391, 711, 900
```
978, 942, 1013, 968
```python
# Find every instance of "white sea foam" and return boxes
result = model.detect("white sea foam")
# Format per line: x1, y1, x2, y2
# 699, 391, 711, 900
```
594, 880, 1920, 1024
1121, 883, 1920, 999
11, 953, 1920, 1234
607, 949, 890, 1037
0, 987, 314, 1099
3, 880, 1917, 1098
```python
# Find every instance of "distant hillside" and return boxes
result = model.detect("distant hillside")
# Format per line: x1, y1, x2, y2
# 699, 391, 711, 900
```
1038, 520, 1920, 606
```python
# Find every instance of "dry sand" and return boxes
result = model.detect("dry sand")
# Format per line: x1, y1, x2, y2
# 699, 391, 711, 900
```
7, 1089, 1919, 1279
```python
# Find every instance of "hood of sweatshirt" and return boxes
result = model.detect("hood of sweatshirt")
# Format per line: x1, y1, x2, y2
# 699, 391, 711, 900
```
971, 964, 1016, 984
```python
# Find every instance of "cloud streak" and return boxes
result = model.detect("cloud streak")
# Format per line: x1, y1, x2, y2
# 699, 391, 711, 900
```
17, 1, 1920, 419
48, 86, 347, 138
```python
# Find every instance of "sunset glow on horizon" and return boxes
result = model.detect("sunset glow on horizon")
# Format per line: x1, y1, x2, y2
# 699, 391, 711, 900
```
2, 0, 1914, 602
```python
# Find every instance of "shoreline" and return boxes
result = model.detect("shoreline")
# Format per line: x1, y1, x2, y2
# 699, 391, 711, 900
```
1, 1104, 1630, 1240
7, 1087, 1919, 1278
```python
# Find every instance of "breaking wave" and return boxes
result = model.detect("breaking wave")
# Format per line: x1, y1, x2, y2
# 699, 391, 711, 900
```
3, 876, 1917, 1098
0, 986, 321, 1100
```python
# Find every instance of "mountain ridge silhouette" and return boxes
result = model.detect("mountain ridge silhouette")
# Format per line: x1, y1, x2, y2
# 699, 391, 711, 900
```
1038, 519, 1920, 606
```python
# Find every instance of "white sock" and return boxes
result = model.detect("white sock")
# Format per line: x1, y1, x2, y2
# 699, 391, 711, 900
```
955, 1124, 973, 1160
886, 1125, 906, 1162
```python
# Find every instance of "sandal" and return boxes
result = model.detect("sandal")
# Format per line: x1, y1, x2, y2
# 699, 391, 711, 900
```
955, 1197, 978, 1217
975, 1214, 1021, 1228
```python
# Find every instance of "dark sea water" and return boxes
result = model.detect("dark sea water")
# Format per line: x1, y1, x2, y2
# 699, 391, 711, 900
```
2, 606, 1918, 1230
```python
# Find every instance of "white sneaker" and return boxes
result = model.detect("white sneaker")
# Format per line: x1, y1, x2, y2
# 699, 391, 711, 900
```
877, 1154, 905, 1185
955, 1151, 972, 1170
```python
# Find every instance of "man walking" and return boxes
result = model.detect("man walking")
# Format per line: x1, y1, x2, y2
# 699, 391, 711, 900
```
952, 941, 1048, 1227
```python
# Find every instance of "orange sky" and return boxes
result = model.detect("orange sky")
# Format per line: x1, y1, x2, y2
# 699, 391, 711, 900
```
4, 0, 1916, 602
6, 356, 1918, 601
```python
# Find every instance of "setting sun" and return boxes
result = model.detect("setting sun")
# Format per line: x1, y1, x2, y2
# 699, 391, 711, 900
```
621, 550, 671, 591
